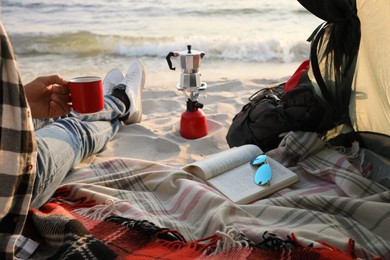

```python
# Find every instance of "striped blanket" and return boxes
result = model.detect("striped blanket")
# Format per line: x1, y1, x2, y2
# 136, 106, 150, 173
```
24, 132, 390, 259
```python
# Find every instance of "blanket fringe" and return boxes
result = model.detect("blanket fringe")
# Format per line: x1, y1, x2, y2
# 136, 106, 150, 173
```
73, 198, 127, 220
208, 226, 250, 256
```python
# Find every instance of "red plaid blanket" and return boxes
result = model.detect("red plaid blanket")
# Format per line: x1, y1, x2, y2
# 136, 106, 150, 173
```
24, 201, 365, 260
17, 132, 389, 259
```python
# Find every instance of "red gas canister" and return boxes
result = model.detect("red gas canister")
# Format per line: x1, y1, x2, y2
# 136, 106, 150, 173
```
180, 100, 208, 139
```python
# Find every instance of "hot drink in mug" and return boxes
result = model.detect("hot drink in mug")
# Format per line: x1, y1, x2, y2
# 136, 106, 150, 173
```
69, 76, 104, 113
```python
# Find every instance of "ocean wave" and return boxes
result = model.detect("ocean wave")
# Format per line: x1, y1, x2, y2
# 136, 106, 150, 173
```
2, 0, 99, 11
178, 7, 272, 16
10, 31, 310, 63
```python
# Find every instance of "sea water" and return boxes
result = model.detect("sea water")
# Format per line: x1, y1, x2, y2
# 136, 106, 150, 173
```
0, 0, 323, 87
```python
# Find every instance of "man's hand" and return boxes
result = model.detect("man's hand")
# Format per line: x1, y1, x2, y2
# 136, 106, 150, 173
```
24, 75, 71, 118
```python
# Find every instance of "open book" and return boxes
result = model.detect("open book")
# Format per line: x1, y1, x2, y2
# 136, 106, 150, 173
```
183, 144, 298, 204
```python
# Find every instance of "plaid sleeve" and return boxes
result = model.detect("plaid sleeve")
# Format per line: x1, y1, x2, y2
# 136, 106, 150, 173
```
0, 23, 37, 259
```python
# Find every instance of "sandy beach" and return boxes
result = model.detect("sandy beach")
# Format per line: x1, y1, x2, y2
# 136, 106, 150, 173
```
79, 64, 289, 168
3, 0, 317, 168
3, 0, 314, 167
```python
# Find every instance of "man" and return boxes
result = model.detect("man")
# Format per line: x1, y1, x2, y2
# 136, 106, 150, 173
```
0, 22, 146, 258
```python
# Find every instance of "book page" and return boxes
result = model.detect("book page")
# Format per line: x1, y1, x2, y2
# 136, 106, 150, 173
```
207, 156, 298, 204
183, 144, 261, 180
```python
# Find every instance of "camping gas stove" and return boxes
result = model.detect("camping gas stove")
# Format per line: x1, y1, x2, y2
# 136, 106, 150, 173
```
166, 45, 208, 139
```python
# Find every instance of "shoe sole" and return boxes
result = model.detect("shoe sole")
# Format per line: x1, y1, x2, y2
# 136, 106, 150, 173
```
125, 59, 146, 124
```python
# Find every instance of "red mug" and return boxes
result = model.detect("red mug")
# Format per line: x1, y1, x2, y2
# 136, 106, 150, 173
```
69, 76, 104, 113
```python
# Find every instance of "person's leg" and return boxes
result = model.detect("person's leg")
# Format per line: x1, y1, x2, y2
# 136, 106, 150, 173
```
31, 96, 123, 208
31, 60, 146, 208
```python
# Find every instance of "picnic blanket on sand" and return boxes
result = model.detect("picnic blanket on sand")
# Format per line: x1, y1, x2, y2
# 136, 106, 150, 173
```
24, 132, 390, 259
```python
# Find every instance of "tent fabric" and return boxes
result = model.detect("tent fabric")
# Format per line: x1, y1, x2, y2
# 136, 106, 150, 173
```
298, 0, 389, 138
298, 0, 358, 23
298, 0, 361, 129
350, 0, 390, 136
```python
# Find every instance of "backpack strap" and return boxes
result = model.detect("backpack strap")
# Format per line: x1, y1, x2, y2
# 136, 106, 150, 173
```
301, 0, 361, 129
308, 22, 333, 106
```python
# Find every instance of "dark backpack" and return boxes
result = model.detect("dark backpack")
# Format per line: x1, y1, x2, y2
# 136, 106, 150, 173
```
226, 71, 333, 152
227, 0, 363, 152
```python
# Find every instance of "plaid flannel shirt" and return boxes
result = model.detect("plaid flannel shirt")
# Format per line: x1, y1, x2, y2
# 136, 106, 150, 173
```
0, 23, 37, 259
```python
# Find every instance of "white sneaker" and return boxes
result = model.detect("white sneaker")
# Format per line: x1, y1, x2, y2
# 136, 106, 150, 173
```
119, 60, 146, 124
103, 68, 124, 95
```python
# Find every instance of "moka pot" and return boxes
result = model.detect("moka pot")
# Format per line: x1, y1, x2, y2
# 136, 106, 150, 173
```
166, 45, 208, 139
166, 45, 207, 92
